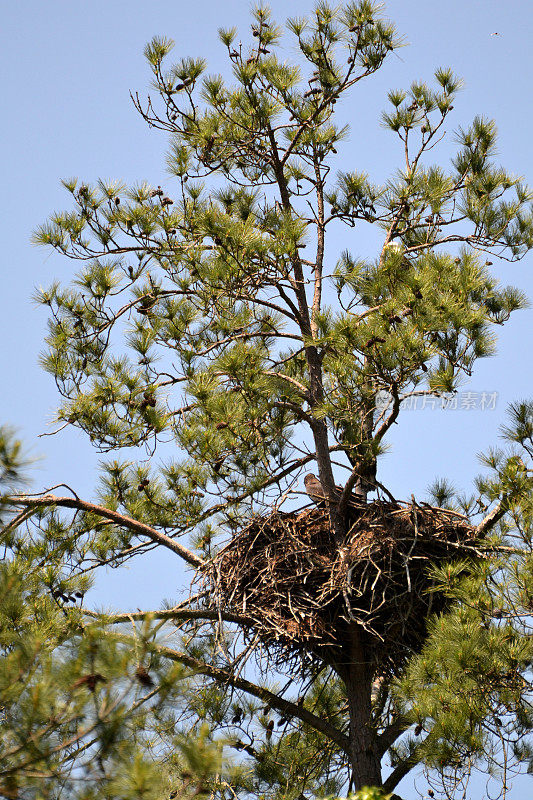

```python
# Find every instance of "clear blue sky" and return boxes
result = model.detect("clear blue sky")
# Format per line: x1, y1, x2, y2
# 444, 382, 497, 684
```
2, 2, 532, 796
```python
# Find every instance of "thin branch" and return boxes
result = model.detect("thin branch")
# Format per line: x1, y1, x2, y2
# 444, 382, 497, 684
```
262, 371, 309, 397
1, 507, 35, 535
142, 639, 350, 753
374, 384, 401, 444
6, 494, 204, 568
83, 606, 254, 627
338, 467, 363, 515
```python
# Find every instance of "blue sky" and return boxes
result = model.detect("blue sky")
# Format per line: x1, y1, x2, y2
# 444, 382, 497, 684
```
1, 2, 532, 795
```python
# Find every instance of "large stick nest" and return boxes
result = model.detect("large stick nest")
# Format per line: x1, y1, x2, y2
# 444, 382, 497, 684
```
204, 501, 483, 675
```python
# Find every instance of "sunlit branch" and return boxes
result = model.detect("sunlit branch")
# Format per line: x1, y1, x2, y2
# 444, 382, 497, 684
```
7, 494, 204, 568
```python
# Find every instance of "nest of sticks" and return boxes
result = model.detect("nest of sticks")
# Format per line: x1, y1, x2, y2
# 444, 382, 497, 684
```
204, 500, 483, 675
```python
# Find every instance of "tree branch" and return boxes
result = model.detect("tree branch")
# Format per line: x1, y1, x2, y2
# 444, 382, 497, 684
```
6, 494, 204, 568
376, 715, 409, 757
145, 640, 351, 754
382, 729, 439, 793
475, 498, 508, 537
382, 748, 421, 793
84, 606, 254, 627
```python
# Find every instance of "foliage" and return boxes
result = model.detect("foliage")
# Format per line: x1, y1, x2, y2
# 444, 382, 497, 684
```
2, 2, 532, 798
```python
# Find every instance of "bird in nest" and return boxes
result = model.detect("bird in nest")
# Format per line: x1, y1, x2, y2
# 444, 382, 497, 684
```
304, 473, 365, 505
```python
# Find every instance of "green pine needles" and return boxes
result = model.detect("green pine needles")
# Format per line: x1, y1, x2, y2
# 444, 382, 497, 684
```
2, 2, 532, 798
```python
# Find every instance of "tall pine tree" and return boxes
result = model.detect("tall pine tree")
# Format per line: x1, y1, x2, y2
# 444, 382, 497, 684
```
2, 3, 532, 798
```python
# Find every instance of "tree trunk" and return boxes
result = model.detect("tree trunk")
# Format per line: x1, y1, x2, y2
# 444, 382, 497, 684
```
338, 624, 382, 791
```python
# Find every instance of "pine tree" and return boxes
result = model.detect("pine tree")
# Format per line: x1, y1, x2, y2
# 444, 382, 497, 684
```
2, 3, 533, 798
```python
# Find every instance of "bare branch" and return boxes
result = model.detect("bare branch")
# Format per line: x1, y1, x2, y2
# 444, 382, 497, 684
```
147, 640, 350, 753
83, 606, 254, 627
376, 715, 410, 757
476, 498, 508, 537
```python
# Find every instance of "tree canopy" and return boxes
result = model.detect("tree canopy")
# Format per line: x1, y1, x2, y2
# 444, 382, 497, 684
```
2, 2, 533, 799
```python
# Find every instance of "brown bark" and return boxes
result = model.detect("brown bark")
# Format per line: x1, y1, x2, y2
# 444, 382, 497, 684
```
266, 124, 345, 539
8, 494, 203, 567
337, 624, 382, 791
